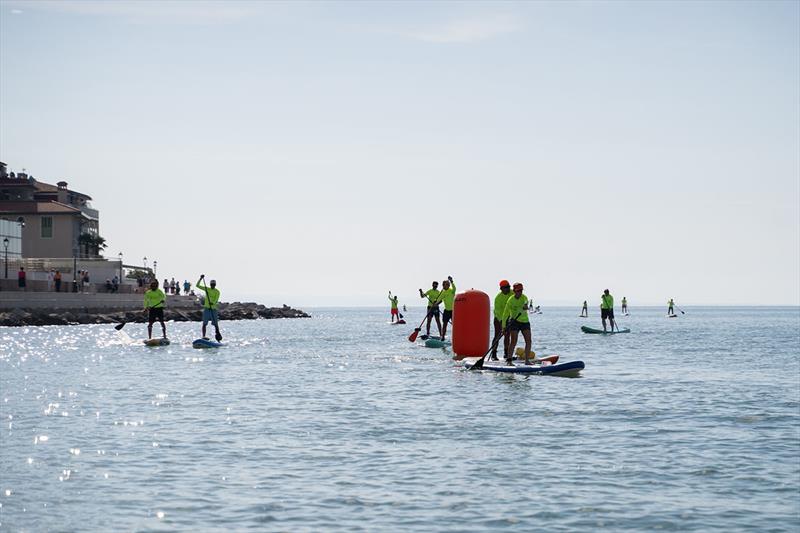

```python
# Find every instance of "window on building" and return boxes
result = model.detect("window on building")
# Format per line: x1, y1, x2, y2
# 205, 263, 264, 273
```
41, 216, 53, 238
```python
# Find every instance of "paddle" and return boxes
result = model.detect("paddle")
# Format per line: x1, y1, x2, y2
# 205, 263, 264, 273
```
408, 309, 432, 342
199, 275, 223, 342
117, 296, 164, 330
468, 313, 521, 370
676, 306, 686, 315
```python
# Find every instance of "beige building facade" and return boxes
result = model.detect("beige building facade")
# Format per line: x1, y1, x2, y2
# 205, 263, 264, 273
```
0, 162, 101, 259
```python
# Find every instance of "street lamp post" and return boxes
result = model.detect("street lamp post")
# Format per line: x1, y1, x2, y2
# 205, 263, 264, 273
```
118, 252, 123, 287
3, 237, 8, 279
153, 260, 158, 279
73, 247, 78, 293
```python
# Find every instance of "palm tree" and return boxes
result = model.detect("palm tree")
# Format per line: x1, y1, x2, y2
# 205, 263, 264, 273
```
78, 233, 108, 258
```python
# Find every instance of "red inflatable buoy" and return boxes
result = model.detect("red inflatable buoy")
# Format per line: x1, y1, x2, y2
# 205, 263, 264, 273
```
452, 289, 490, 360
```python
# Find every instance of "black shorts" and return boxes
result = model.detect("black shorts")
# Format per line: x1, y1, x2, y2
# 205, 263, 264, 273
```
148, 308, 165, 323
601, 308, 615, 319
442, 309, 453, 322
508, 321, 531, 332
427, 306, 440, 317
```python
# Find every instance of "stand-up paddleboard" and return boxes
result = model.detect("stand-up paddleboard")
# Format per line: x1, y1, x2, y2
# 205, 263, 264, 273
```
668, 314, 678, 318
143, 338, 170, 347
581, 325, 630, 334
388, 320, 407, 325
192, 338, 224, 349
424, 338, 451, 348
465, 359, 584, 377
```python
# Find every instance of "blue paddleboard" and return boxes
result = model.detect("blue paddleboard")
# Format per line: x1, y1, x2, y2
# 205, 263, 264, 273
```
192, 338, 224, 349
467, 359, 584, 377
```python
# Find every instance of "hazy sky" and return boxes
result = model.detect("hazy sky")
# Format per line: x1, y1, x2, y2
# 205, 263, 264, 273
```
1, 0, 798, 307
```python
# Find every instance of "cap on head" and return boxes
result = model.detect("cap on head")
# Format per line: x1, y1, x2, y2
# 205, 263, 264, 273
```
604, 289, 609, 294
210, 280, 216, 286
513, 282, 523, 291
499, 280, 510, 288
432, 281, 438, 286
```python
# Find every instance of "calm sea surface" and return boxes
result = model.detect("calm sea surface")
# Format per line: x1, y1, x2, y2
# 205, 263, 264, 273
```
1, 306, 798, 531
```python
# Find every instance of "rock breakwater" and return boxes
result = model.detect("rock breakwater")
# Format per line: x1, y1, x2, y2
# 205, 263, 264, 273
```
0, 302, 309, 327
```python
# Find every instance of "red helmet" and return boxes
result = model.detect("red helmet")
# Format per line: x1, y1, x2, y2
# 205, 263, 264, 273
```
499, 280, 510, 288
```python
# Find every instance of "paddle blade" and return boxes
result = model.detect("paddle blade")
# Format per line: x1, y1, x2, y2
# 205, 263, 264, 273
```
114, 322, 126, 331
469, 356, 485, 370
408, 329, 420, 342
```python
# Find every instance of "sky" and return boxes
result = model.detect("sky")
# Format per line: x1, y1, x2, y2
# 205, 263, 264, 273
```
1, 0, 798, 307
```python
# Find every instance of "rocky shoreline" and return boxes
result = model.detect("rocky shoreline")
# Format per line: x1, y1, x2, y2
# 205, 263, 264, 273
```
0, 302, 310, 327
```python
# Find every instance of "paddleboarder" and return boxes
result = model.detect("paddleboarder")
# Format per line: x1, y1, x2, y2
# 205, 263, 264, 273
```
197, 274, 222, 341
418, 281, 442, 338
144, 280, 167, 340
601, 289, 616, 332
622, 296, 628, 315
388, 292, 400, 323
439, 276, 456, 340
668, 298, 675, 315
580, 300, 588, 317
503, 282, 532, 365
490, 280, 513, 361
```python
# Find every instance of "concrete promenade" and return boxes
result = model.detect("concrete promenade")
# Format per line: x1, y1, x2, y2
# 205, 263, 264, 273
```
0, 292, 198, 311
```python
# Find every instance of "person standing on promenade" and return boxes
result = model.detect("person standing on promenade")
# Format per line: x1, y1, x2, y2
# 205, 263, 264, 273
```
17, 267, 26, 291
163, 278, 169, 295
47, 269, 54, 291
388, 292, 400, 323
144, 280, 167, 340
54, 270, 62, 292
503, 282, 532, 365
439, 276, 456, 341
622, 296, 628, 315
668, 298, 675, 315
601, 289, 616, 332
83, 270, 90, 292
418, 280, 442, 338
490, 280, 513, 361
580, 300, 588, 317
197, 274, 222, 341
183, 280, 190, 295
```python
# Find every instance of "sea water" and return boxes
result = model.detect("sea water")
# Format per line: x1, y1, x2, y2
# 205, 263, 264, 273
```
1, 307, 798, 531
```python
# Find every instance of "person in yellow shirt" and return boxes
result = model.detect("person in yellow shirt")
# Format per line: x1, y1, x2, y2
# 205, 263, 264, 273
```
388, 292, 400, 323
503, 282, 532, 365
197, 274, 222, 341
439, 276, 456, 341
418, 280, 442, 338
143, 280, 167, 339
601, 289, 616, 332
490, 280, 513, 361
